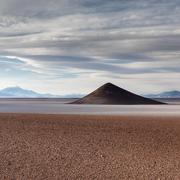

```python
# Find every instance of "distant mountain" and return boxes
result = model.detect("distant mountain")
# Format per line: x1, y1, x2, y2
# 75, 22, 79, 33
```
145, 91, 180, 98
0, 86, 56, 98
61, 94, 84, 98
72, 83, 164, 104
0, 86, 84, 98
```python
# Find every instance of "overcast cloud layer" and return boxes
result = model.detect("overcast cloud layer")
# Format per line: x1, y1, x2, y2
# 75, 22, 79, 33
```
0, 0, 180, 94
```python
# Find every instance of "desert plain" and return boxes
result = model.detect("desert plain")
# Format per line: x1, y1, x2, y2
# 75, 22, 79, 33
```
0, 113, 180, 179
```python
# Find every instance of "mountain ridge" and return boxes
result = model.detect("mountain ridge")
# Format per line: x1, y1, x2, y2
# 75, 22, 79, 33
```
145, 90, 180, 98
0, 86, 56, 98
0, 86, 83, 98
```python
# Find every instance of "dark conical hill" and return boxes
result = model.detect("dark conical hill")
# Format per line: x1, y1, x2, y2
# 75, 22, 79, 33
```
72, 83, 165, 105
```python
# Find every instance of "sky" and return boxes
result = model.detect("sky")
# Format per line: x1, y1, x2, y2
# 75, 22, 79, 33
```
0, 0, 180, 95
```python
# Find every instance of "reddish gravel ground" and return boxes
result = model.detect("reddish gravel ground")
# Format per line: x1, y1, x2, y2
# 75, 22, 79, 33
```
0, 113, 180, 179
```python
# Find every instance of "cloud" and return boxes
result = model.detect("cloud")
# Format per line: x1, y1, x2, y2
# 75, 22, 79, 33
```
0, 0, 180, 93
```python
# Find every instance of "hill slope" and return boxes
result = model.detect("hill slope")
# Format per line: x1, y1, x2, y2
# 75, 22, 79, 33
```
72, 83, 164, 105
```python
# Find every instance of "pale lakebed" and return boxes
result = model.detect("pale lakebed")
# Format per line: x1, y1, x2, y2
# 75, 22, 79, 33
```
0, 98, 180, 116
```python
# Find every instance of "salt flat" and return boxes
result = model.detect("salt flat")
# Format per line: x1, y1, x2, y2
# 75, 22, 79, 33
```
0, 98, 179, 115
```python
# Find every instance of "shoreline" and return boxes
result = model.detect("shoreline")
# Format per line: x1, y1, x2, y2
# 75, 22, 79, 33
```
0, 112, 180, 118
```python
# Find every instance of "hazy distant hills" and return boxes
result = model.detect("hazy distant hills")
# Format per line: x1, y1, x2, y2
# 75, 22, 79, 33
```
0, 86, 179, 99
145, 91, 180, 98
0, 87, 83, 98
0, 87, 56, 98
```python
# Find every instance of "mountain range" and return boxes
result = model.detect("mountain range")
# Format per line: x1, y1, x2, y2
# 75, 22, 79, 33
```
0, 86, 179, 99
145, 91, 180, 98
0, 86, 83, 98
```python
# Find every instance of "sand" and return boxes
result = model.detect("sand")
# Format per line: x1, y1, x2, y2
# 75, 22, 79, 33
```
0, 113, 180, 179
